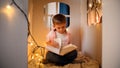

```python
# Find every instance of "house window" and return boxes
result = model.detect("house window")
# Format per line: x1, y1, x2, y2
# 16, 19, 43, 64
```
44, 2, 70, 30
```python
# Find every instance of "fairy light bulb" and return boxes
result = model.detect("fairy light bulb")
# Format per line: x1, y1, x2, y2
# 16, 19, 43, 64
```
6, 5, 11, 9
31, 55, 34, 59
30, 42, 33, 46
89, 3, 92, 8
35, 53, 39, 56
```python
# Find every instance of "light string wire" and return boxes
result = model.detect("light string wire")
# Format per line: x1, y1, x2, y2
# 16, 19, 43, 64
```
11, 0, 45, 58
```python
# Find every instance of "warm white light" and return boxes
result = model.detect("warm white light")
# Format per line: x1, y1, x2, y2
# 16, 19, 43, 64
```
6, 5, 11, 9
89, 3, 92, 8
35, 53, 39, 56
31, 55, 34, 59
2, 5, 15, 21
30, 42, 33, 46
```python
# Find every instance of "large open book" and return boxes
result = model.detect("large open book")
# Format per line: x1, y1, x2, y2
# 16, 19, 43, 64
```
46, 38, 77, 55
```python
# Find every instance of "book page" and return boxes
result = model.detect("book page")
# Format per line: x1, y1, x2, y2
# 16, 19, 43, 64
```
60, 44, 77, 55
46, 38, 62, 54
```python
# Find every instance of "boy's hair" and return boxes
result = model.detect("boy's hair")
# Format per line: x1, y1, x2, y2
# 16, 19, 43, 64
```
52, 14, 66, 25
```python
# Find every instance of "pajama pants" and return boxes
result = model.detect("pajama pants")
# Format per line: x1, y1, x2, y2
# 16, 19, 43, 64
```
46, 50, 77, 66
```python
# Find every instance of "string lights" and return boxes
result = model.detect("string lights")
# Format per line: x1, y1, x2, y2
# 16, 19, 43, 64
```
87, 0, 102, 26
6, 0, 45, 66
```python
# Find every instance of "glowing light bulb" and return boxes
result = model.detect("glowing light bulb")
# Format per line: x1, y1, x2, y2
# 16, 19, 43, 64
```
6, 5, 11, 9
31, 56, 34, 59
30, 42, 33, 45
35, 53, 39, 56
89, 3, 92, 8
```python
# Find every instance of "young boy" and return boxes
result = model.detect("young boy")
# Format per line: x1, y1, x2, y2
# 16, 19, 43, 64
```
45, 14, 77, 66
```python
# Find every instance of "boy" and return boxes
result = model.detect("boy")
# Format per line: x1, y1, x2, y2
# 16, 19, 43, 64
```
45, 14, 77, 66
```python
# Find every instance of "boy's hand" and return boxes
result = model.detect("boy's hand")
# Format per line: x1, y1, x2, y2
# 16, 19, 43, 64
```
52, 41, 59, 48
46, 40, 59, 48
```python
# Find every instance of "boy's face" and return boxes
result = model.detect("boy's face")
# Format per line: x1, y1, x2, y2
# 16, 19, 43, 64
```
54, 23, 66, 34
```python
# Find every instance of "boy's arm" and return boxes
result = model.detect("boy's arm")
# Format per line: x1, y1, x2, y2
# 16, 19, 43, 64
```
46, 30, 59, 48
46, 40, 59, 48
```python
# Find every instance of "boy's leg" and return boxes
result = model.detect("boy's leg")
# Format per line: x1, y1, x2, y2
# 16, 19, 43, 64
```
63, 50, 77, 63
46, 51, 63, 64
46, 50, 77, 65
